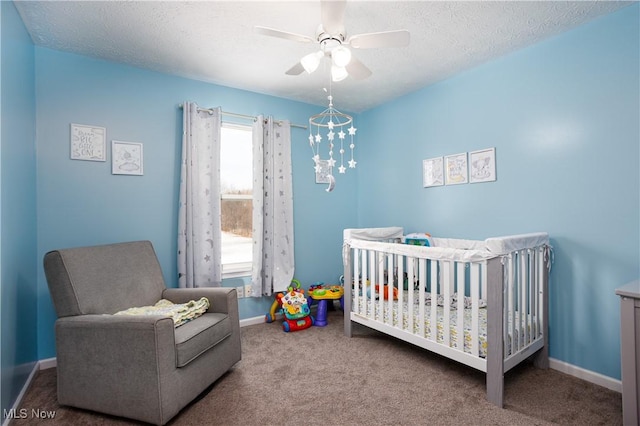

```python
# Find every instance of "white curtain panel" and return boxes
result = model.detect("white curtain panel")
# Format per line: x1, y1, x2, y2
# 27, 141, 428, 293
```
251, 116, 295, 296
177, 102, 222, 288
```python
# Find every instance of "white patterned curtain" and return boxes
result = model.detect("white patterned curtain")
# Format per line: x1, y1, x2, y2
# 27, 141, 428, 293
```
177, 102, 222, 288
250, 116, 295, 296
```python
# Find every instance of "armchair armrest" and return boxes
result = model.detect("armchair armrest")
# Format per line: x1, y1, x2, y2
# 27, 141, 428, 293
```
54, 314, 177, 423
56, 314, 176, 367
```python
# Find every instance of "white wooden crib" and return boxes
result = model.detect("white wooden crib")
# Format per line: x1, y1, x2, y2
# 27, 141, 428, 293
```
342, 227, 551, 408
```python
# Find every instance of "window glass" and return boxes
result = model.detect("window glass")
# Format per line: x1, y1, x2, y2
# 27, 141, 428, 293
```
220, 124, 253, 277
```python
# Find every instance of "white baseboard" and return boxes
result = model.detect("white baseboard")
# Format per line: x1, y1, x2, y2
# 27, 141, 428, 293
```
549, 357, 621, 393
240, 312, 286, 327
39, 357, 57, 370
240, 315, 270, 327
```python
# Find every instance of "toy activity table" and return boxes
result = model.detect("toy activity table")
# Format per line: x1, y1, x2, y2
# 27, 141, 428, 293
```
307, 284, 344, 327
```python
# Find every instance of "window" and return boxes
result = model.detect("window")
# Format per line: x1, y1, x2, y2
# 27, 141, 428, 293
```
220, 124, 253, 277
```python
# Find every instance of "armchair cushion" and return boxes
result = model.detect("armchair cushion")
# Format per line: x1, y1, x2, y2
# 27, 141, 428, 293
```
174, 313, 231, 367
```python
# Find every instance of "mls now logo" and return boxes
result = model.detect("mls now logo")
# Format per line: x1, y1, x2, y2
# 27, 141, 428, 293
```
4, 408, 56, 419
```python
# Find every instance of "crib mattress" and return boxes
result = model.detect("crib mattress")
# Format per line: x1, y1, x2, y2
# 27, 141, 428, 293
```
352, 292, 535, 358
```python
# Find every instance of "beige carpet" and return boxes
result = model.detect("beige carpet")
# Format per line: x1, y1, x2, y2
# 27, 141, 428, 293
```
15, 310, 621, 425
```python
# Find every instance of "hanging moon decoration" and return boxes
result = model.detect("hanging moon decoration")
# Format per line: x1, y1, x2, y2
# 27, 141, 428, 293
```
326, 174, 336, 192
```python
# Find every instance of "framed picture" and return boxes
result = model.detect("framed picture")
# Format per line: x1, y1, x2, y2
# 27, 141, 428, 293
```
70, 124, 106, 161
315, 159, 332, 184
423, 156, 444, 187
112, 141, 143, 175
469, 147, 496, 183
445, 152, 468, 185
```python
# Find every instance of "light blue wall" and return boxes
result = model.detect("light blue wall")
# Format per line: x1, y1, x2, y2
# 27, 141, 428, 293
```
357, 4, 639, 380
2, 3, 636, 407
35, 48, 358, 359
0, 0, 38, 418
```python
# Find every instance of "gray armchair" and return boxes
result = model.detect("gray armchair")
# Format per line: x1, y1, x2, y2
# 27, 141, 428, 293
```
43, 240, 241, 425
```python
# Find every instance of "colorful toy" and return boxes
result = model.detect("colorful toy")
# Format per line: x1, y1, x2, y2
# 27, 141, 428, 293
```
374, 284, 398, 300
403, 232, 433, 247
307, 282, 344, 327
265, 279, 314, 332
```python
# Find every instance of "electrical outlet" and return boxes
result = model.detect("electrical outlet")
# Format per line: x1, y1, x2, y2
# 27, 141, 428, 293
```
236, 286, 244, 299
244, 284, 252, 298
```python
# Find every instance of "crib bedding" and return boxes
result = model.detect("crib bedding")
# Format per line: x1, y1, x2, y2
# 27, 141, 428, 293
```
352, 291, 535, 358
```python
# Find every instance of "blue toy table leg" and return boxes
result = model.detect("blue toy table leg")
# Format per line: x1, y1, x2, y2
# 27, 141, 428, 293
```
315, 299, 329, 327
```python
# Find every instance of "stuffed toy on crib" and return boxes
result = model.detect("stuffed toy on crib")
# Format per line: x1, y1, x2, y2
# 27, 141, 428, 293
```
265, 279, 314, 332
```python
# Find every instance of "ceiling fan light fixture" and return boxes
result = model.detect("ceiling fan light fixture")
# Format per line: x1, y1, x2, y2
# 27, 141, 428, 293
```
301, 51, 323, 74
331, 45, 351, 68
331, 65, 348, 82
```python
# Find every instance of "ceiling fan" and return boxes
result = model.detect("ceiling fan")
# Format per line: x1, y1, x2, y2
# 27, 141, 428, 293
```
254, 0, 410, 82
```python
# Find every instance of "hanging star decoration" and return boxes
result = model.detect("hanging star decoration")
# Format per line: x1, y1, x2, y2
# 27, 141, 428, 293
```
308, 94, 356, 191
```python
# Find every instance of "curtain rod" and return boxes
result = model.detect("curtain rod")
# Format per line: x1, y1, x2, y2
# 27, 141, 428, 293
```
178, 104, 307, 130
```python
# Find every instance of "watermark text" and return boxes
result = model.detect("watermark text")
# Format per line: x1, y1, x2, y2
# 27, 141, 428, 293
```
4, 408, 57, 420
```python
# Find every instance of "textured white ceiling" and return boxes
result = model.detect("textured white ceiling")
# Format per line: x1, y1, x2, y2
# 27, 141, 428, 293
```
14, 0, 632, 112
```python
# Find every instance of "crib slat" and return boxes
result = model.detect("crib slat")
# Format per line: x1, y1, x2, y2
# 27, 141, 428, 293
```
502, 257, 509, 359
361, 246, 373, 317
527, 250, 534, 345
515, 251, 521, 352
388, 253, 394, 326
443, 261, 453, 347
376, 251, 381, 321
509, 254, 516, 356
397, 254, 404, 329
388, 254, 402, 325
519, 249, 527, 351
527, 249, 536, 345
533, 245, 550, 369
526, 250, 531, 345
407, 257, 415, 332
456, 262, 465, 351
344, 244, 353, 337
370, 250, 377, 320
358, 249, 363, 315
430, 260, 438, 342
352, 248, 359, 315
471, 262, 480, 357
481, 265, 488, 301
536, 247, 544, 339
418, 258, 426, 337
531, 249, 540, 340
377, 251, 384, 323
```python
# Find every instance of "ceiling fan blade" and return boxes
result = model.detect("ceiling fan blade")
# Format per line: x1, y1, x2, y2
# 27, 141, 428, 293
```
346, 57, 372, 80
348, 30, 410, 49
285, 62, 305, 76
321, 0, 346, 35
253, 26, 314, 44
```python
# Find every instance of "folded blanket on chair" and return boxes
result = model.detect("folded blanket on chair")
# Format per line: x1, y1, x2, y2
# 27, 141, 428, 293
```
114, 297, 210, 327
